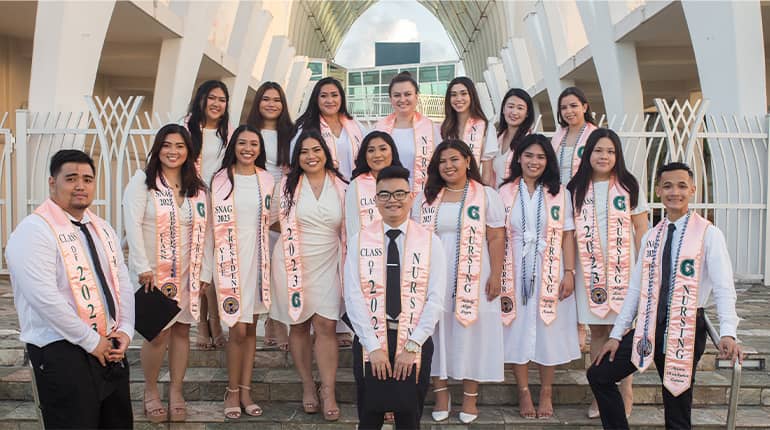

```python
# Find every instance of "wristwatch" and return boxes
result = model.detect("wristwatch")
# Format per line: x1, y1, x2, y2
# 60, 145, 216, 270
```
404, 340, 420, 353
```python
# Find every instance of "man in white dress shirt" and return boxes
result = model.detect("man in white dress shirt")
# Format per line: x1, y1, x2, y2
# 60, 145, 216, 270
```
587, 162, 742, 430
344, 166, 447, 429
6, 150, 135, 428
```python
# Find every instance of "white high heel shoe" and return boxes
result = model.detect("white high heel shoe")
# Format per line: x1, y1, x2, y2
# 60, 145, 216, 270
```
458, 391, 479, 424
431, 387, 451, 422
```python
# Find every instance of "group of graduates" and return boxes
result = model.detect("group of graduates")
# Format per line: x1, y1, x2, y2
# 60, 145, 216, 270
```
7, 70, 744, 430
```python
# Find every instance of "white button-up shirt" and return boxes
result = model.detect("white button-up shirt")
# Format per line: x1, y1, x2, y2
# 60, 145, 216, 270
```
344, 219, 447, 353
611, 215, 740, 340
6, 209, 135, 353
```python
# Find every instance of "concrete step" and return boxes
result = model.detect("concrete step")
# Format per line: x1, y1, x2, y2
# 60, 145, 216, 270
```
0, 340, 759, 373
0, 401, 768, 429
1, 365, 766, 407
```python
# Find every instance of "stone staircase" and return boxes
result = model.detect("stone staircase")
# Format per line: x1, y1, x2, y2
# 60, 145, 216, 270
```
0, 281, 768, 428
0, 340, 767, 429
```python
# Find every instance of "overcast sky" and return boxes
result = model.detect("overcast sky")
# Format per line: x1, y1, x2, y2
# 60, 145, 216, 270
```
334, 0, 461, 70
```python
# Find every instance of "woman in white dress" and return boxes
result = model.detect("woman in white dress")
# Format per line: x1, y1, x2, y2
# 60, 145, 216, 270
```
269, 129, 347, 421
498, 134, 579, 419
204, 125, 276, 419
186, 79, 231, 349
551, 86, 598, 359
566, 128, 649, 419
290, 77, 366, 180
440, 77, 498, 185
492, 88, 535, 188
413, 140, 505, 424
123, 124, 209, 423
246, 81, 294, 350
375, 71, 441, 193
345, 131, 403, 235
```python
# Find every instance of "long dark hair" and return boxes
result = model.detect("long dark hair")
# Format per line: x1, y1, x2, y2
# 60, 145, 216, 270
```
351, 131, 403, 179
567, 128, 639, 212
423, 139, 483, 205
502, 133, 560, 196
187, 80, 230, 161
497, 88, 535, 151
294, 77, 352, 136
556, 86, 595, 128
145, 124, 207, 197
214, 124, 267, 200
441, 77, 487, 140
282, 129, 347, 213
246, 81, 294, 167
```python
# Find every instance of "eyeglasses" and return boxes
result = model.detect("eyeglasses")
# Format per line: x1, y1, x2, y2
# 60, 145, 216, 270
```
376, 190, 410, 202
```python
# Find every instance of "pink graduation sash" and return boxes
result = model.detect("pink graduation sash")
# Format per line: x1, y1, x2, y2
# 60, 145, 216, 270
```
280, 173, 347, 322
575, 179, 633, 318
358, 219, 431, 376
632, 213, 709, 397
320, 116, 364, 163
152, 175, 208, 319
34, 199, 121, 336
211, 168, 275, 327
498, 180, 520, 325
462, 117, 485, 163
539, 186, 566, 325
418, 181, 485, 326
355, 173, 380, 228
551, 122, 597, 178
375, 112, 435, 193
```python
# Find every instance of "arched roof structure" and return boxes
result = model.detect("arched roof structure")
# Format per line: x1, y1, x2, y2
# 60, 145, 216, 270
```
286, 0, 510, 80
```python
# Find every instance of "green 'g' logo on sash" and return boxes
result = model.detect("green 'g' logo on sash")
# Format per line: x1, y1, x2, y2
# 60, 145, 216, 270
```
291, 292, 301, 308
265, 195, 271, 210
680, 259, 695, 277
613, 196, 627, 211
467, 205, 480, 220
550, 206, 561, 221
577, 146, 585, 158
197, 202, 205, 217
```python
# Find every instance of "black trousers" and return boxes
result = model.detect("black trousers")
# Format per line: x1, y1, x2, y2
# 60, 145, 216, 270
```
27, 340, 132, 430
587, 308, 707, 430
353, 330, 433, 430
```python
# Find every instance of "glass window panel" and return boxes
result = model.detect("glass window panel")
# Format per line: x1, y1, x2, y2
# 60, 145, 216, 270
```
419, 66, 438, 83
349, 72, 362, 86
381, 69, 398, 84
437, 64, 455, 81
308, 62, 323, 75
363, 71, 380, 85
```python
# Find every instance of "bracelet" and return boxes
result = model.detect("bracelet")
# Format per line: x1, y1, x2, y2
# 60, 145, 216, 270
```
564, 269, 576, 276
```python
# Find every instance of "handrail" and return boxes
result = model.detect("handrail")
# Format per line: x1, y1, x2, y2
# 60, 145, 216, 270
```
703, 313, 741, 430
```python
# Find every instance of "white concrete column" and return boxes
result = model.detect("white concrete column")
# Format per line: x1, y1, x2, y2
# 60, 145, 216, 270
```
28, 1, 116, 113
226, 5, 273, 126
261, 36, 293, 84
484, 57, 509, 113
152, 1, 220, 117
576, 1, 644, 123
525, 6, 574, 121
285, 57, 311, 117
500, 46, 521, 89
475, 82, 496, 122
683, 0, 766, 116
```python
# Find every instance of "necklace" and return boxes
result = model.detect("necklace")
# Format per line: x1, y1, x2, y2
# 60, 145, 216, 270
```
446, 186, 465, 192
519, 180, 543, 306
439, 181, 470, 305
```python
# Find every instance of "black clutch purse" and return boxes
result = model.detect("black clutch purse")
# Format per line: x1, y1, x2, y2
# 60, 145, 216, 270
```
134, 287, 181, 342
362, 362, 419, 413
